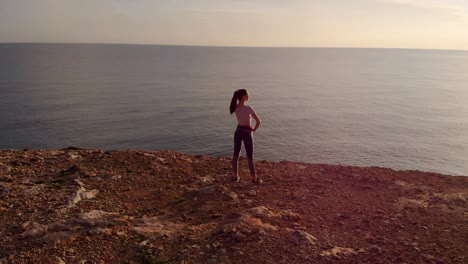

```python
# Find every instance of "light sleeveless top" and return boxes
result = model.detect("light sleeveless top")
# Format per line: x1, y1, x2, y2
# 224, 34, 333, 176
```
235, 105, 256, 126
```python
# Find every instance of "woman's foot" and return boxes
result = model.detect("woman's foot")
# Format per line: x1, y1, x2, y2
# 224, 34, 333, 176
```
251, 177, 262, 184
233, 176, 241, 182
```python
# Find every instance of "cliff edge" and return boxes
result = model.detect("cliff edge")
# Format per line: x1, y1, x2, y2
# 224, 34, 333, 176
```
1, 148, 467, 263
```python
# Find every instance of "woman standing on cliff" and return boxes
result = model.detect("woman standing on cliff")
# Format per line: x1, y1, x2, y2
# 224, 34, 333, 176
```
230, 89, 262, 184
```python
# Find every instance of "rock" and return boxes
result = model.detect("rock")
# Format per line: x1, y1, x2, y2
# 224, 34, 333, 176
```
320, 246, 363, 257
44, 230, 76, 244
0, 174, 12, 181
23, 222, 48, 237
68, 153, 81, 160
63, 146, 84, 150
132, 216, 185, 238
21, 221, 31, 229
368, 245, 382, 254
61, 165, 81, 176
293, 230, 317, 246
246, 206, 274, 220
248, 190, 257, 196
258, 229, 268, 237
239, 215, 277, 231
69, 180, 87, 207
80, 189, 99, 199
228, 192, 240, 203
423, 254, 435, 261
232, 232, 247, 241
77, 210, 121, 226
280, 210, 302, 221
115, 231, 127, 236
91, 228, 113, 236
200, 176, 215, 183
235, 251, 245, 256
138, 240, 149, 248
452, 195, 467, 206
208, 255, 217, 263
111, 175, 122, 180
22, 185, 45, 196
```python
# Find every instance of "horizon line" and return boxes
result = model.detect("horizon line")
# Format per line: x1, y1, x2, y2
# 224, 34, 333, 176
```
1, 41, 467, 52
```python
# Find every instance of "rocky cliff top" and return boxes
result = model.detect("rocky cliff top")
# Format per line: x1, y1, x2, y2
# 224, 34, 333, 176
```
1, 148, 467, 263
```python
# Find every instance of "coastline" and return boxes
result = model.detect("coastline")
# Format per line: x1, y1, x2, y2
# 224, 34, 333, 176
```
1, 148, 467, 263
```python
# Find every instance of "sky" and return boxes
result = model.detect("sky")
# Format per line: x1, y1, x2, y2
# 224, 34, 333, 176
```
1, 0, 468, 50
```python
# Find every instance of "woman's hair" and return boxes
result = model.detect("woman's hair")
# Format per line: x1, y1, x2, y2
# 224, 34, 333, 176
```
230, 89, 247, 114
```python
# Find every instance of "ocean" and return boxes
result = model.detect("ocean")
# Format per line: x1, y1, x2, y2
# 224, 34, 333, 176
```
0, 43, 467, 176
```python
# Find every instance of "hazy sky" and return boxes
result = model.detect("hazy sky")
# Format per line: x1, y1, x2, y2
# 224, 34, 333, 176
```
1, 0, 467, 50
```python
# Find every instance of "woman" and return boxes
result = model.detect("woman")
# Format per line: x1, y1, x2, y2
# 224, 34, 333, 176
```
230, 89, 262, 184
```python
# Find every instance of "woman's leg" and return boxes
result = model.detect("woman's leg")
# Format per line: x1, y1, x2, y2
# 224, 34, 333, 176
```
232, 129, 242, 179
244, 131, 256, 178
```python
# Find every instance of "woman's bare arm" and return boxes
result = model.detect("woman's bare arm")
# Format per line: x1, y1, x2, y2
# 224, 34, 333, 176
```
251, 112, 261, 132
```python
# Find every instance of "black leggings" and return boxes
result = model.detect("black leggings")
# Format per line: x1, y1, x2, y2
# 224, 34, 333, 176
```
232, 126, 256, 176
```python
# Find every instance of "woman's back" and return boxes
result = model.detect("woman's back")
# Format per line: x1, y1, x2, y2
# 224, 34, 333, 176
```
235, 105, 254, 126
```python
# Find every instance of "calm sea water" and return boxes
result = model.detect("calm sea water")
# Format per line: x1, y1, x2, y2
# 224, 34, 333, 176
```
0, 43, 467, 175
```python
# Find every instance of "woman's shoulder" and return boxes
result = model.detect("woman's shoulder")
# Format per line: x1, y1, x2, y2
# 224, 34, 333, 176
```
240, 104, 254, 110
246, 105, 255, 112
236, 105, 255, 112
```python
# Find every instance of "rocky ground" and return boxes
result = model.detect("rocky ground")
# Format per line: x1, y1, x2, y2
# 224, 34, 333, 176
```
0, 148, 467, 264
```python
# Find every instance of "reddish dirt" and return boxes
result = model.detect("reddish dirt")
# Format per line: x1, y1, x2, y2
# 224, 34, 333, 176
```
0, 148, 467, 263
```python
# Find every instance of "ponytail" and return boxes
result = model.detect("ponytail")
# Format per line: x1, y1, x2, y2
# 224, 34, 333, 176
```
229, 89, 247, 114
229, 91, 239, 114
